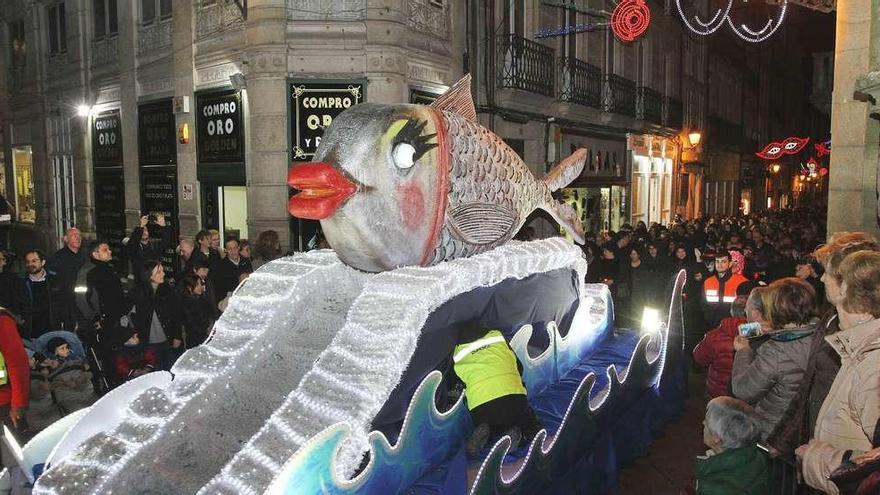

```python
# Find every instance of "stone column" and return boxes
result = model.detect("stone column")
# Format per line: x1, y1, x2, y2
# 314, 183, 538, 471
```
826, 0, 880, 236
173, 1, 199, 238
244, 0, 290, 249
117, 0, 141, 230
365, 0, 409, 103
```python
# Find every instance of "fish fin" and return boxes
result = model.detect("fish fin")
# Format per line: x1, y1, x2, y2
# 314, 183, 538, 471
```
447, 202, 517, 245
541, 202, 586, 245
430, 74, 477, 122
542, 148, 587, 192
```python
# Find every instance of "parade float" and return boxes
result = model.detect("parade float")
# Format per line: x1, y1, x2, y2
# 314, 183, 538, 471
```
12, 76, 686, 495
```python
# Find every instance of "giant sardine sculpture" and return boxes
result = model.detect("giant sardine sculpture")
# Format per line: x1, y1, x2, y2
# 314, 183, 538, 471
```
288, 74, 587, 272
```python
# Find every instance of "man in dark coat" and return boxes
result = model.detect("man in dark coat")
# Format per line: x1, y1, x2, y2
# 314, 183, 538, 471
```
126, 215, 173, 283
47, 227, 88, 309
16, 250, 74, 338
213, 237, 253, 300
76, 241, 131, 348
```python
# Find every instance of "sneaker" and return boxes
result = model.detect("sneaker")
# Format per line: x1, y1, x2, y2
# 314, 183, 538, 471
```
466, 423, 491, 459
503, 426, 522, 451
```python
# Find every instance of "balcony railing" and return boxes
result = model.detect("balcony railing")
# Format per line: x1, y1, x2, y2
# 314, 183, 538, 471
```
558, 57, 602, 109
663, 96, 683, 129
603, 74, 636, 117
496, 34, 555, 97
637, 86, 663, 124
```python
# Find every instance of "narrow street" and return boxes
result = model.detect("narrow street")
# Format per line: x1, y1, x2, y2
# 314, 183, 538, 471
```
618, 371, 709, 495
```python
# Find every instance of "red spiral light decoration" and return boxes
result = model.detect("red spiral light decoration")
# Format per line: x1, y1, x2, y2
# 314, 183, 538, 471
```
612, 0, 651, 42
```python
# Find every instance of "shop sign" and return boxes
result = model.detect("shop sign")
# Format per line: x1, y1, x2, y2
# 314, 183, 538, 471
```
138, 99, 177, 166
93, 170, 127, 274
563, 132, 629, 182
627, 133, 650, 156
141, 168, 179, 277
196, 90, 244, 164
289, 81, 364, 161
93, 109, 123, 167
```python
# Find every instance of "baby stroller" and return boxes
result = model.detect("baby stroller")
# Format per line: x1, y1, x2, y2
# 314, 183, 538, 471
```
26, 332, 98, 417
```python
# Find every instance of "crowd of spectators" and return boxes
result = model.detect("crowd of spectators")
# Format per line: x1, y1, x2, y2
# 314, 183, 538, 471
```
0, 214, 286, 443
0, 205, 878, 495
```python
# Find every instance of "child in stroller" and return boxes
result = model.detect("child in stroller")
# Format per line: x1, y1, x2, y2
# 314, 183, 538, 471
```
27, 331, 97, 417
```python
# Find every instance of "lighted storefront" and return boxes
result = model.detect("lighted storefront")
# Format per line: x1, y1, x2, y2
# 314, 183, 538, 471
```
628, 134, 677, 226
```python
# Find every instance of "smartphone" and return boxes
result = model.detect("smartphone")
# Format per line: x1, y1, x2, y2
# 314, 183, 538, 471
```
738, 322, 762, 338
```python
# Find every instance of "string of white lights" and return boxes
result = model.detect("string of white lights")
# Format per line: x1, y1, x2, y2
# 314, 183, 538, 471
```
675, 0, 788, 42
202, 238, 587, 494
34, 251, 353, 494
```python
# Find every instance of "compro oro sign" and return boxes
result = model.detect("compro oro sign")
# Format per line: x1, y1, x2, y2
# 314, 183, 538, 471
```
92, 109, 123, 167
289, 81, 364, 161
196, 90, 244, 165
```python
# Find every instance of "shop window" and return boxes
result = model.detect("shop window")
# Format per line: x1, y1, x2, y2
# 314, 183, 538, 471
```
94, 0, 118, 39
46, 3, 67, 56
8, 19, 26, 68
13, 146, 36, 224
142, 0, 172, 25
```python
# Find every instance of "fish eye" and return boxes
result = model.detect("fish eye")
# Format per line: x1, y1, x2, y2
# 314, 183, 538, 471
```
393, 142, 416, 169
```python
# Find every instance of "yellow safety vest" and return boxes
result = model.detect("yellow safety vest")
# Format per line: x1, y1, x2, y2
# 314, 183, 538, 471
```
453, 330, 527, 410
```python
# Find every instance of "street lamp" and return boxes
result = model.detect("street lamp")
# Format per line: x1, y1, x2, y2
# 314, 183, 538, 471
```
76, 104, 92, 117
687, 131, 702, 147
771, 163, 781, 174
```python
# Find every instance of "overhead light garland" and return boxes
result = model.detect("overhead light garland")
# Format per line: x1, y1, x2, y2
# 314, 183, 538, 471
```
611, 0, 652, 42
755, 136, 810, 160
675, 0, 788, 42
536, 0, 650, 43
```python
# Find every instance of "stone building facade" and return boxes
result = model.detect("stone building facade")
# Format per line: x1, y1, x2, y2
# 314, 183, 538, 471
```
0, 0, 464, 259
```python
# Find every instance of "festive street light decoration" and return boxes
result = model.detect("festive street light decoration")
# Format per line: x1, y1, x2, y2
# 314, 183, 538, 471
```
815, 141, 830, 157
536, 0, 650, 43
611, 0, 651, 42
755, 136, 810, 160
675, 0, 788, 42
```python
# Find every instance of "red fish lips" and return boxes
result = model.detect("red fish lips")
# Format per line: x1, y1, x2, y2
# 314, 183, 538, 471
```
288, 162, 358, 220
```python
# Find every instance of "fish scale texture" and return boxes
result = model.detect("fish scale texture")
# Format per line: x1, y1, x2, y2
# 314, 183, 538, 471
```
428, 111, 553, 265
33, 251, 369, 495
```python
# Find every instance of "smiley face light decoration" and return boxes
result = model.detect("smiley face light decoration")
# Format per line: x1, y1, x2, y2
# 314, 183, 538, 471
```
675, 0, 788, 43
756, 136, 810, 160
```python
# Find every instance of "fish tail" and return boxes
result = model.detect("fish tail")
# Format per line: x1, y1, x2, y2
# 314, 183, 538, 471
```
540, 201, 586, 245
541, 148, 587, 192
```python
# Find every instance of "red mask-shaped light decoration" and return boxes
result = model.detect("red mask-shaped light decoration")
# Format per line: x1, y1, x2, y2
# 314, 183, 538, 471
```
755, 136, 810, 160
611, 0, 651, 42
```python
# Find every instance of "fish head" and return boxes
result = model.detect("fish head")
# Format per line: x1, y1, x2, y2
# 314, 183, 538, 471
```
288, 103, 448, 272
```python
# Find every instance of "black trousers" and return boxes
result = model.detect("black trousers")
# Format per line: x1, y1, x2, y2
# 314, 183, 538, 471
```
470, 393, 542, 441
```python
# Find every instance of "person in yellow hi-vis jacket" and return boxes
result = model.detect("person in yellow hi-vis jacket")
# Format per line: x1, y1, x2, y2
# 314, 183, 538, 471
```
453, 320, 542, 459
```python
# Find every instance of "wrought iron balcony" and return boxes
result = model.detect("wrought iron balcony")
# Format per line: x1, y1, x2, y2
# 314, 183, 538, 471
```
637, 87, 663, 124
558, 57, 602, 109
496, 34, 555, 97
603, 74, 636, 117
663, 96, 683, 129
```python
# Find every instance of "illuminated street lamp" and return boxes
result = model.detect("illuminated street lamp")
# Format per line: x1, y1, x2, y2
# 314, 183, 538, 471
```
76, 104, 92, 117
771, 163, 781, 174
687, 131, 702, 147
